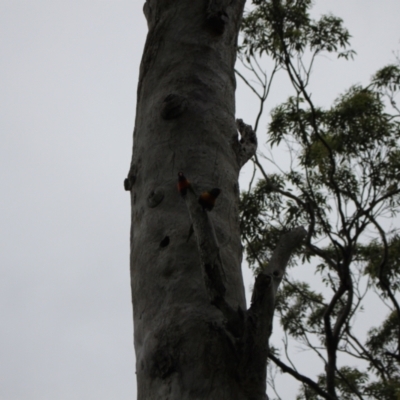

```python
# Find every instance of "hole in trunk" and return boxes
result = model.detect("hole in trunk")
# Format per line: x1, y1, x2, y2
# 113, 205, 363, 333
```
160, 236, 170, 248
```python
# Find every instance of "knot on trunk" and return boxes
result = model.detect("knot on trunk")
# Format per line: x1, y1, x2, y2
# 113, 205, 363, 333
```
147, 188, 164, 208
161, 93, 187, 120
124, 163, 138, 191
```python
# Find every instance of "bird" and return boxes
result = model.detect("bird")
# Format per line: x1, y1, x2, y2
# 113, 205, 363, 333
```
198, 188, 221, 211
177, 172, 191, 196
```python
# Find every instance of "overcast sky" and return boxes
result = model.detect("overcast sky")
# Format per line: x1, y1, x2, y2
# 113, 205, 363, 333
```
1, 1, 399, 399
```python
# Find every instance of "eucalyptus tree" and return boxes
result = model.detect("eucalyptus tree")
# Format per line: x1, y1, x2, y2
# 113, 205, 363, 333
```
239, 1, 400, 399
125, 1, 305, 399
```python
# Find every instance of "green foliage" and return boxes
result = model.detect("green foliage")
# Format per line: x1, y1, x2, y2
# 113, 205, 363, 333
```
267, 85, 400, 210
366, 311, 400, 376
329, 87, 391, 152
363, 379, 400, 400
335, 367, 369, 400
296, 374, 325, 400
242, 81, 400, 260
275, 281, 326, 338
372, 65, 400, 92
243, 80, 400, 397
296, 367, 369, 400
240, 0, 354, 61
359, 236, 400, 294
238, 0, 400, 398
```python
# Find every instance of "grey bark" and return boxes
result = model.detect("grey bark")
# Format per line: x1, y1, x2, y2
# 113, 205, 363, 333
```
126, 1, 305, 399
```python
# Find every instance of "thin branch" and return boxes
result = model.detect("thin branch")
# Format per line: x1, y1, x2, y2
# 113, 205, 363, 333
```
235, 68, 263, 99
306, 51, 319, 86
254, 152, 338, 270
283, 331, 298, 372
269, 354, 336, 400
248, 56, 267, 87
345, 326, 388, 380
283, 277, 327, 307
254, 63, 279, 133
266, 363, 283, 400
248, 160, 257, 192
244, 234, 265, 271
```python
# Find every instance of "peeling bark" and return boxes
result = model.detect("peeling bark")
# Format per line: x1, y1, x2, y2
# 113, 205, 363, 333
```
235, 119, 257, 167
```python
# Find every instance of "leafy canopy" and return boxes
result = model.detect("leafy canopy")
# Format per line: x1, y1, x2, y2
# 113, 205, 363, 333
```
238, 1, 400, 399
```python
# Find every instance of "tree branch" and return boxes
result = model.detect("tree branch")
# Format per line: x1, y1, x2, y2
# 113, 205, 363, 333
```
235, 68, 264, 99
255, 226, 308, 306
345, 325, 388, 380
269, 354, 336, 400
241, 227, 307, 397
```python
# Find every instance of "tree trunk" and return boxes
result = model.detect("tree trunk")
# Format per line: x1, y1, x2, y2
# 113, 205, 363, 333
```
125, 1, 305, 399
127, 1, 247, 398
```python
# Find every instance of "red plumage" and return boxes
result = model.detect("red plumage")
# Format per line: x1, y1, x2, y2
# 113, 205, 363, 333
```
198, 188, 221, 211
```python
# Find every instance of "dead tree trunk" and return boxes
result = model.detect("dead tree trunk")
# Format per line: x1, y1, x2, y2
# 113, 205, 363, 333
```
125, 1, 305, 399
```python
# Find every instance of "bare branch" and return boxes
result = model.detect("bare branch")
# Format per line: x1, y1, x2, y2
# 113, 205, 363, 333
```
235, 68, 263, 99
241, 227, 306, 398
266, 363, 283, 400
258, 226, 307, 299
254, 64, 279, 133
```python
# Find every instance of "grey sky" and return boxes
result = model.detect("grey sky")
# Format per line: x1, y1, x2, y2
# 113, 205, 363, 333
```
1, 1, 399, 399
